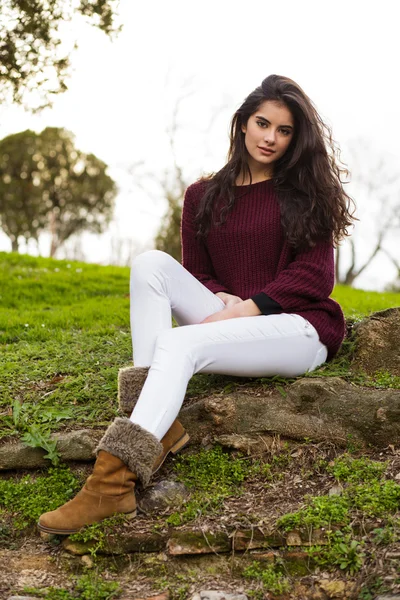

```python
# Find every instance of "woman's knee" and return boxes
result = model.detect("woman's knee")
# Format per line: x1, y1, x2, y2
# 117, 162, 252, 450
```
130, 250, 176, 282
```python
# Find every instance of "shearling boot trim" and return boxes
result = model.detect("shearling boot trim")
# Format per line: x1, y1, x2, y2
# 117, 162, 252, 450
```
96, 418, 162, 486
118, 366, 149, 414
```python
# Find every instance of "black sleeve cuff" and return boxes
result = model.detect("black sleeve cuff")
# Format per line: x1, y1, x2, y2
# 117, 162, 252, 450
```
250, 293, 282, 315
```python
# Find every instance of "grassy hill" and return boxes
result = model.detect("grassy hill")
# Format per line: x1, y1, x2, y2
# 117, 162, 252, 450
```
1, 250, 400, 444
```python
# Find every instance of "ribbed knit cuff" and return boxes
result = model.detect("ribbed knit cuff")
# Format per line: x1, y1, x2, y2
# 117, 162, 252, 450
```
250, 293, 282, 315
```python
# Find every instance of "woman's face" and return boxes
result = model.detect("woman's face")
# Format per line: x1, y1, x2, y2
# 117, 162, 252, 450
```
241, 100, 294, 174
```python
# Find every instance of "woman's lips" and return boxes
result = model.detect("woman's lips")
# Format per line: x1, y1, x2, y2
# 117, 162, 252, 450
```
258, 147, 275, 155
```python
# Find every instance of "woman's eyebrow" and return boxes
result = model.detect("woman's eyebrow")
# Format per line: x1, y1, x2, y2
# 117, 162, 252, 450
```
255, 115, 294, 129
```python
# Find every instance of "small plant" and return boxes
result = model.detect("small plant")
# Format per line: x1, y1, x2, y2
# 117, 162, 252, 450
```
307, 531, 365, 576
156, 571, 194, 600
345, 434, 364, 453
69, 514, 126, 557
358, 577, 387, 600
350, 480, 400, 517
23, 572, 120, 599
328, 454, 387, 483
331, 538, 365, 574
247, 460, 274, 480
373, 370, 400, 389
372, 523, 399, 545
6, 400, 75, 465
75, 573, 120, 599
271, 450, 292, 469
166, 491, 224, 526
277, 493, 350, 532
243, 561, 290, 595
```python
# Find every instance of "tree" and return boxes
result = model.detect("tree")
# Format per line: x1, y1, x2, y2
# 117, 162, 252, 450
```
383, 251, 400, 292
335, 138, 400, 286
0, 127, 117, 255
0, 0, 120, 109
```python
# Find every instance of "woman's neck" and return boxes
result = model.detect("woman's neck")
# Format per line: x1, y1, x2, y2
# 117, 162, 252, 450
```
236, 164, 274, 186
235, 174, 273, 186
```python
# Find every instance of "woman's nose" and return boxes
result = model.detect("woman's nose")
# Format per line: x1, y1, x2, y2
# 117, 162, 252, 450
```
263, 130, 276, 144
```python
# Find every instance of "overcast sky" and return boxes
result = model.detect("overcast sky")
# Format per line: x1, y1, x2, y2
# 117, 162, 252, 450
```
1, 0, 399, 290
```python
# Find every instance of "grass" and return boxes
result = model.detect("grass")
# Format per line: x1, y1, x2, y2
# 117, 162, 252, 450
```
1, 250, 399, 450
331, 285, 400, 320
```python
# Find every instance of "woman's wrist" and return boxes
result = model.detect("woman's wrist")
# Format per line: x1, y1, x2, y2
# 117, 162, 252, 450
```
233, 299, 262, 317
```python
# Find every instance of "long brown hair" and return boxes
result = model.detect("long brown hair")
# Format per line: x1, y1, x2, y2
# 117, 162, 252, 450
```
195, 74, 355, 250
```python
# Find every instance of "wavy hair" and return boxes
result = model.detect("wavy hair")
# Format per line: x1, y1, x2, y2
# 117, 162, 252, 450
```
195, 74, 355, 250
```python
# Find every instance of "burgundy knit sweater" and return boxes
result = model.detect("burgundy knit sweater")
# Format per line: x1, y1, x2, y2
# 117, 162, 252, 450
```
180, 178, 346, 361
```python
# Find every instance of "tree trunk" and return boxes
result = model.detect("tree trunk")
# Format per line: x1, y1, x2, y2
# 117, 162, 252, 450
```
180, 377, 400, 449
49, 209, 58, 258
11, 238, 19, 252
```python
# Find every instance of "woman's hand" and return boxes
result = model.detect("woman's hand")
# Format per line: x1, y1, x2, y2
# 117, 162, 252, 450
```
201, 293, 243, 324
200, 306, 239, 324
215, 292, 243, 308
200, 296, 262, 324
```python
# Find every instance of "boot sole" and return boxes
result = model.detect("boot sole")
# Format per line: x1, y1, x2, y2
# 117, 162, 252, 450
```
37, 509, 138, 536
153, 432, 190, 475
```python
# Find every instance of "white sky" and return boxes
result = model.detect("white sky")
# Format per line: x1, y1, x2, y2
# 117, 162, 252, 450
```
1, 0, 399, 290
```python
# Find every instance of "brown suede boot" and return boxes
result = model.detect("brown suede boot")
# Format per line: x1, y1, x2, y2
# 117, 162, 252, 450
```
37, 418, 162, 535
118, 366, 190, 473
153, 419, 190, 474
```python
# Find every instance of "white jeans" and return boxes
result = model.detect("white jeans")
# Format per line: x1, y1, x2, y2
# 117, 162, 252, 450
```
129, 250, 328, 440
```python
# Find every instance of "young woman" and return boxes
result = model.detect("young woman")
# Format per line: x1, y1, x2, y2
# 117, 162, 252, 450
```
38, 74, 354, 535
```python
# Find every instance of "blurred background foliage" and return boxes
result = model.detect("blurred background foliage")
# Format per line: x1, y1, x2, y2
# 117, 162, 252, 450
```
0, 127, 117, 255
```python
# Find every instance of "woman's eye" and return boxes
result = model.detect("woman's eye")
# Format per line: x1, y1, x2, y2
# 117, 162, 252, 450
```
256, 121, 291, 136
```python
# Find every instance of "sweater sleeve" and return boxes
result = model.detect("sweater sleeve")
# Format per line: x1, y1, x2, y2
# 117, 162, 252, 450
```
180, 184, 230, 294
250, 292, 282, 315
258, 239, 335, 311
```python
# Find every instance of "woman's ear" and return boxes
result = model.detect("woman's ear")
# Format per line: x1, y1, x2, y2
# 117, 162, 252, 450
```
241, 124, 247, 134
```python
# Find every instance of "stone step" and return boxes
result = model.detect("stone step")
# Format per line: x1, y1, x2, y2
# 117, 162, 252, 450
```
59, 525, 329, 557
2, 373, 400, 472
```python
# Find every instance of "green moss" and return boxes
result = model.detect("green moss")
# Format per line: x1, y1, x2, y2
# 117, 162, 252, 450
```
167, 445, 247, 526
173, 445, 246, 492
0, 466, 79, 529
